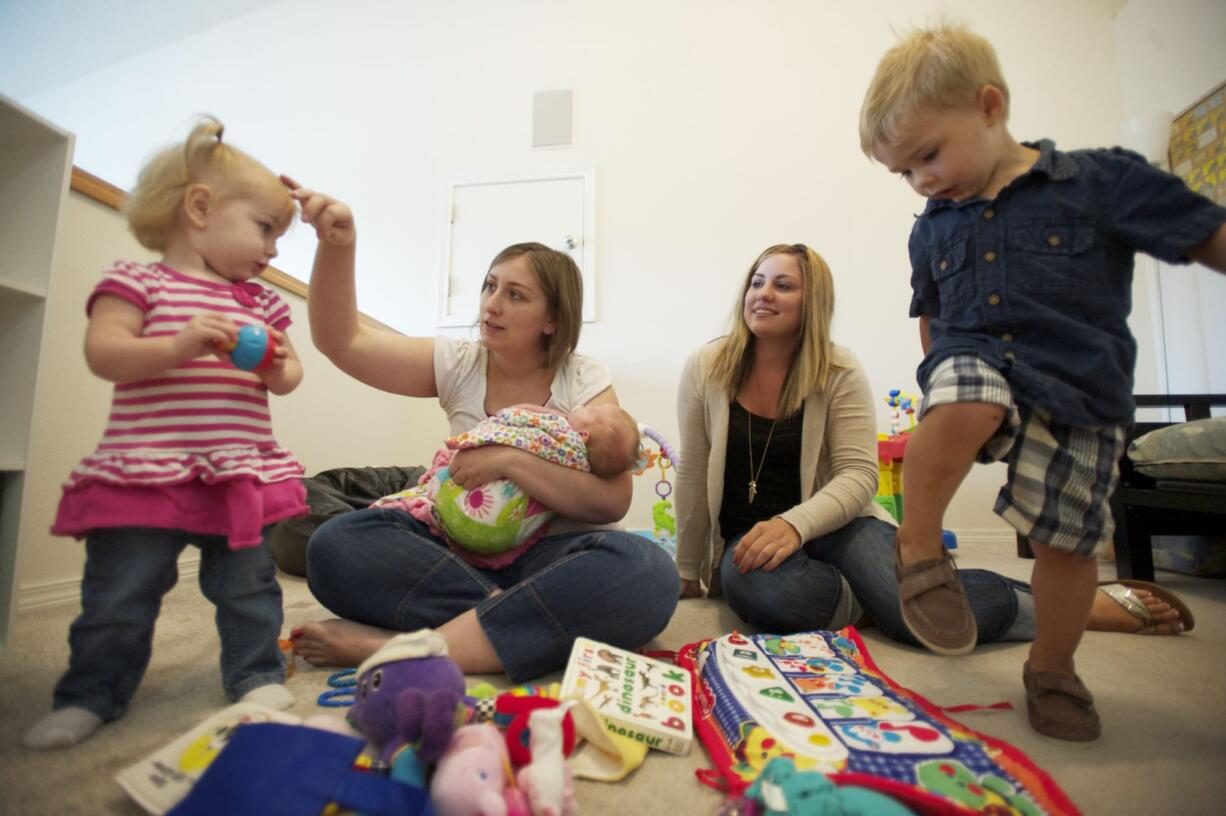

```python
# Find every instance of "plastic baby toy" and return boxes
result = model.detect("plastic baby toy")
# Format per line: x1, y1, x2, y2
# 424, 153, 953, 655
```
883, 389, 917, 435
221, 324, 278, 371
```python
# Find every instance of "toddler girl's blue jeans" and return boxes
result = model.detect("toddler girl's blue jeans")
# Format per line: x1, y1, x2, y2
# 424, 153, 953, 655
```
719, 516, 1035, 645
53, 526, 285, 721
306, 508, 679, 683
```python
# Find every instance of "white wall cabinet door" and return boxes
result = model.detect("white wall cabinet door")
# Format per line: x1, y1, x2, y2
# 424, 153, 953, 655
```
439, 172, 595, 327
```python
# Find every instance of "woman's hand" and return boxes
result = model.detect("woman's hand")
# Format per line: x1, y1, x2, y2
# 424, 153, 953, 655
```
732, 517, 802, 573
282, 176, 355, 247
679, 579, 703, 599
173, 312, 237, 364
448, 446, 513, 489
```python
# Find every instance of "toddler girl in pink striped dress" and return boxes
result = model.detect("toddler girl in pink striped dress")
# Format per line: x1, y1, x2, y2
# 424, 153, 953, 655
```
24, 117, 308, 750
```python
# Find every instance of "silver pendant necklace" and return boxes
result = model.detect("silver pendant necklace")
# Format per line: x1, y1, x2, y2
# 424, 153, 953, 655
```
746, 409, 778, 504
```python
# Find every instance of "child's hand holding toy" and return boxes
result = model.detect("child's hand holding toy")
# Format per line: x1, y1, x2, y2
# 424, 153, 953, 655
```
217, 324, 283, 372
173, 312, 240, 364
176, 313, 283, 372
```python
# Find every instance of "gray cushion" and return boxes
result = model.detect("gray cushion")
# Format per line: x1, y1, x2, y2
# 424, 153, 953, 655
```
1128, 417, 1226, 481
270, 465, 426, 577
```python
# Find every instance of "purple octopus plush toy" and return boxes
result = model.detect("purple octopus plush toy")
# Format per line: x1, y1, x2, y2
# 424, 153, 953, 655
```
347, 629, 467, 769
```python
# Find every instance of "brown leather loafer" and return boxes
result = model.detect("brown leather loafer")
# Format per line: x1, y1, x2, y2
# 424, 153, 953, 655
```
896, 537, 977, 656
1023, 661, 1102, 742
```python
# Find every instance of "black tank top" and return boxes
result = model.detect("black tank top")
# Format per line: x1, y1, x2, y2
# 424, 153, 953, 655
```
718, 401, 803, 542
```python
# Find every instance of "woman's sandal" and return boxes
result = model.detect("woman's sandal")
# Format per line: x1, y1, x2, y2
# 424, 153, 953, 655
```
1023, 662, 1101, 742
1099, 580, 1195, 634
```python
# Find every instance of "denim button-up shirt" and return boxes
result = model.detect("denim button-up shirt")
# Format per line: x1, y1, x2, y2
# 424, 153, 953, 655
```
909, 139, 1226, 426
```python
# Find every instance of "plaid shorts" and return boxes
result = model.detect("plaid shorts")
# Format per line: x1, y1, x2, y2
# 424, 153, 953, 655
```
920, 355, 1127, 556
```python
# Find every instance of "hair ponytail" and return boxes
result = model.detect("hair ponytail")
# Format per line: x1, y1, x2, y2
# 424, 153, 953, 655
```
182, 116, 226, 181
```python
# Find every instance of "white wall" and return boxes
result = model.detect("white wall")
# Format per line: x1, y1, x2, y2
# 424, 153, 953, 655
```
1114, 0, 1226, 402
9, 0, 1142, 542
18, 192, 441, 603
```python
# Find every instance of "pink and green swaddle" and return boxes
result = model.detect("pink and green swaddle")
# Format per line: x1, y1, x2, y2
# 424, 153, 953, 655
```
374, 407, 591, 568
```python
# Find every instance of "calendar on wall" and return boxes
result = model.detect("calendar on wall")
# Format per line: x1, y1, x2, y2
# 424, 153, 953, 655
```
1169, 80, 1226, 207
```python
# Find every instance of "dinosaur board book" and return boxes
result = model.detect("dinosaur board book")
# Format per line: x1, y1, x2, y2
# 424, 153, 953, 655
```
560, 636, 693, 756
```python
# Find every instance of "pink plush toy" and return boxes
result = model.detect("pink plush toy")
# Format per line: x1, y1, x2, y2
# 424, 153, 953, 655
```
431, 723, 529, 816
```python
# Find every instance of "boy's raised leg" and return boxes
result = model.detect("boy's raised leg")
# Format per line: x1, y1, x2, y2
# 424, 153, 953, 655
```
1023, 540, 1101, 741
897, 401, 1005, 655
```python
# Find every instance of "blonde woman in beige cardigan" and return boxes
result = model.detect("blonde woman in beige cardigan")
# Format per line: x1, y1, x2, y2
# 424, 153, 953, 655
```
673, 244, 1188, 642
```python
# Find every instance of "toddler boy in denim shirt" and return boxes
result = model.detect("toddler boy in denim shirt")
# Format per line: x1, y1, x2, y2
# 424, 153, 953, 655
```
859, 25, 1226, 741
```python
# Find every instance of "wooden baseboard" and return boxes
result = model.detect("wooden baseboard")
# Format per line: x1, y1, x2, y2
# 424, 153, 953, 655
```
18, 555, 201, 611
946, 528, 1020, 553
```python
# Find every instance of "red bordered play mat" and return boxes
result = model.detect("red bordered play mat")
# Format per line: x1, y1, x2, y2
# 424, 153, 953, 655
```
676, 628, 1079, 815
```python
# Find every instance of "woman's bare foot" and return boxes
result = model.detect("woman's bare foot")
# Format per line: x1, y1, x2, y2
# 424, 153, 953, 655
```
1087, 585, 1184, 635
291, 619, 395, 667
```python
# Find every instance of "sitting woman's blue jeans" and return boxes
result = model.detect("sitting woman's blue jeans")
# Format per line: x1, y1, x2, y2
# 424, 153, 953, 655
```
719, 516, 1035, 644
307, 508, 679, 683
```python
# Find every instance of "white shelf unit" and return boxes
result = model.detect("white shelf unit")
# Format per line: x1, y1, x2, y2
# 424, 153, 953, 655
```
0, 97, 74, 648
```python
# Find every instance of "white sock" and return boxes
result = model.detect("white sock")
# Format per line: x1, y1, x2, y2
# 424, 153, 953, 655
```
23, 707, 104, 750
240, 683, 295, 711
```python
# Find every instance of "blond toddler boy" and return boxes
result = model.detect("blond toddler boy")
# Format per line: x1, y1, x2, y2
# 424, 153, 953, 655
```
860, 25, 1226, 741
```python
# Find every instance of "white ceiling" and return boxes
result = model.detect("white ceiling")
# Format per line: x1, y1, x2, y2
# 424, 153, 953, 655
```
0, 0, 284, 99
0, 0, 1136, 103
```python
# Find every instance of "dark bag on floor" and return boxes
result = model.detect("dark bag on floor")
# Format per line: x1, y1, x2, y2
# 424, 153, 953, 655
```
270, 465, 425, 577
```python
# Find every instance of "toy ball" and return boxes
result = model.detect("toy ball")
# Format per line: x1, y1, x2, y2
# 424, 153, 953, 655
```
226, 324, 277, 371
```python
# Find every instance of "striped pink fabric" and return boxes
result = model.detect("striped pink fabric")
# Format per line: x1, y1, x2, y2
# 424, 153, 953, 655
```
58, 261, 304, 513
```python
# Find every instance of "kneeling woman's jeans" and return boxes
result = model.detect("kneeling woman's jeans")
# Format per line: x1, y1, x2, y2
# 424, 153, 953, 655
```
307, 508, 679, 682
719, 516, 1035, 645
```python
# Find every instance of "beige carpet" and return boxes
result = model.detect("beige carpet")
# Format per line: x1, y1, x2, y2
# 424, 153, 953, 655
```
2, 540, 1225, 815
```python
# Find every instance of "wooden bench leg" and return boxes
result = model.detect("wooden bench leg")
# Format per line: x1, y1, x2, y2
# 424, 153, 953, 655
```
1110, 484, 1153, 582
1114, 507, 1155, 582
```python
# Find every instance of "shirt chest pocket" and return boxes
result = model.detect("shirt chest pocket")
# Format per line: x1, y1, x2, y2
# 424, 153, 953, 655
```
1007, 223, 1101, 294
930, 240, 973, 317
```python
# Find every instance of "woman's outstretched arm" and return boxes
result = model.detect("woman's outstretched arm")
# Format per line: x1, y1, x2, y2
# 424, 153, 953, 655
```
287, 177, 439, 398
